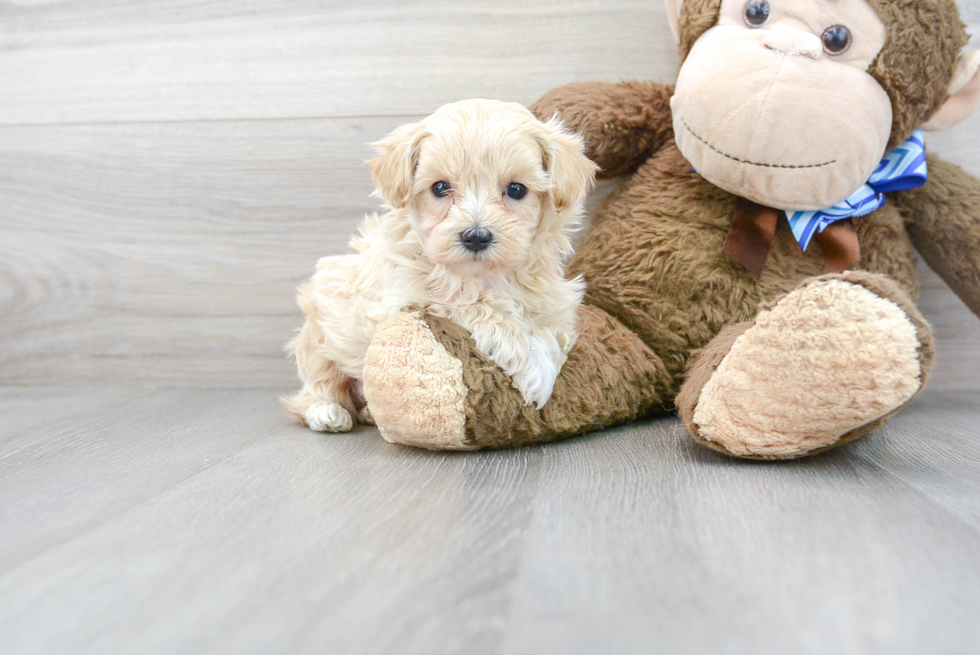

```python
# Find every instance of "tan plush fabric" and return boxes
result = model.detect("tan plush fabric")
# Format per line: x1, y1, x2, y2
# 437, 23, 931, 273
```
369, 306, 671, 450
690, 277, 923, 458
677, 0, 970, 149
671, 0, 894, 210
677, 272, 936, 459
362, 312, 471, 450
675, 320, 754, 451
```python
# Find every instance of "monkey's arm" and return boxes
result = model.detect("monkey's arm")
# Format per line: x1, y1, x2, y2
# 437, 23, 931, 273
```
894, 154, 980, 319
530, 81, 675, 179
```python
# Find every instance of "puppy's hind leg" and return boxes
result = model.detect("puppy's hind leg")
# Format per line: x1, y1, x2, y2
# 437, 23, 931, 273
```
349, 379, 376, 426
282, 324, 357, 433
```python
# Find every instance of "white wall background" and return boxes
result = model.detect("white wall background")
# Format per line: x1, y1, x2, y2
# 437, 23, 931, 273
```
1, 0, 978, 390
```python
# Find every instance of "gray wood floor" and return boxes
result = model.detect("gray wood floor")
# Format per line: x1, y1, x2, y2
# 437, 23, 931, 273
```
1, 387, 979, 655
3, 2, 980, 653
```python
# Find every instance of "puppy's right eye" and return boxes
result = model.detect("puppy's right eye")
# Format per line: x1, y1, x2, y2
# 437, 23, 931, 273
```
431, 181, 452, 198
506, 183, 528, 200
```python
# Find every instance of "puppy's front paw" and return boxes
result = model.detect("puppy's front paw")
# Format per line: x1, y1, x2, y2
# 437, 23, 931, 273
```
512, 347, 560, 410
304, 402, 354, 433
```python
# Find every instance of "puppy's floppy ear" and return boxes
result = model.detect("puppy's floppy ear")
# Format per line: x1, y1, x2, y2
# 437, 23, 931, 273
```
536, 117, 599, 214
368, 122, 428, 209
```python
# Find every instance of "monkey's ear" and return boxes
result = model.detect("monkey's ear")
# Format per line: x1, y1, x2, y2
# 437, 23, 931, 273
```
664, 0, 682, 43
537, 117, 599, 214
923, 51, 980, 132
367, 122, 427, 209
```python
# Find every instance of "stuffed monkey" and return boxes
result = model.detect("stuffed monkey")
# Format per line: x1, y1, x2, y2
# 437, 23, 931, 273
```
361, 0, 980, 458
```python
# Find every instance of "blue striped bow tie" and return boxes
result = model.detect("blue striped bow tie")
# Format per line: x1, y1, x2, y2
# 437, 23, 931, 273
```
786, 129, 928, 251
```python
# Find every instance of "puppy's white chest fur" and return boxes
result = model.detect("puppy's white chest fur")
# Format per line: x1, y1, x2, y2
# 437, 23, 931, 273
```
308, 212, 581, 404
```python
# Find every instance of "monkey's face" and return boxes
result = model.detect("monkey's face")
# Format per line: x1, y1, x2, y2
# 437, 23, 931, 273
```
671, 0, 893, 211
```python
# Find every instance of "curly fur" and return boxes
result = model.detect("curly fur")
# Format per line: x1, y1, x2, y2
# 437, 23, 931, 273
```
282, 99, 597, 431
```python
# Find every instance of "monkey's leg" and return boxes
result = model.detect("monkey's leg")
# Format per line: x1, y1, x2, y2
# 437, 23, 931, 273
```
676, 271, 935, 460
897, 154, 980, 319
530, 81, 675, 178
361, 306, 671, 451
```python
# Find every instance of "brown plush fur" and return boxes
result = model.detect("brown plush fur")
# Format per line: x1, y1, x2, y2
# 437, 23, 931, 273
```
423, 305, 671, 448
362, 0, 980, 457
531, 81, 675, 178
897, 154, 980, 316
566, 138, 920, 391
677, 0, 723, 62
677, 0, 969, 147
867, 0, 969, 147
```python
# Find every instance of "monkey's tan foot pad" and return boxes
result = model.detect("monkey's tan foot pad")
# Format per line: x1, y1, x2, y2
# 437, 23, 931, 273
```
362, 312, 475, 451
677, 272, 935, 460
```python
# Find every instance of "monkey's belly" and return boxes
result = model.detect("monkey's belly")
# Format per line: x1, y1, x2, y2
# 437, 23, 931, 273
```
569, 144, 919, 393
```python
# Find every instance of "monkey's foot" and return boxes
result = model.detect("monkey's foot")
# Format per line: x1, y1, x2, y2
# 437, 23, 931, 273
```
362, 312, 474, 450
362, 307, 670, 451
677, 272, 935, 459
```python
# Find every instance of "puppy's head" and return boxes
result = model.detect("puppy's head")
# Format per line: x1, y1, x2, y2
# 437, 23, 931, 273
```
368, 99, 597, 274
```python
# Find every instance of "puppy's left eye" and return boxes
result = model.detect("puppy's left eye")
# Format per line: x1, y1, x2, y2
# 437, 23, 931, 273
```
506, 183, 528, 200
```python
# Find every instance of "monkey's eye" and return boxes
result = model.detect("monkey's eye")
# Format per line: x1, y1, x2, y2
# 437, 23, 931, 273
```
743, 0, 771, 27
506, 183, 528, 200
822, 25, 851, 54
431, 181, 452, 198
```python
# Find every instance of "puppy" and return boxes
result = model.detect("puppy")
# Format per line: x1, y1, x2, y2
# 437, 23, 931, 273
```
282, 99, 597, 432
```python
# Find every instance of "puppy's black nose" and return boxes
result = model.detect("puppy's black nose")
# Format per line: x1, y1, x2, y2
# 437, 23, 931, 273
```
460, 228, 493, 252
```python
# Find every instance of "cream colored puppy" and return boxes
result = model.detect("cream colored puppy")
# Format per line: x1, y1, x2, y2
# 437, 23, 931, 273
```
282, 99, 597, 433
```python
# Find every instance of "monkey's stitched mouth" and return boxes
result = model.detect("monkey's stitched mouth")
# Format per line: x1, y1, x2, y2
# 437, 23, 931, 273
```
681, 119, 836, 170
